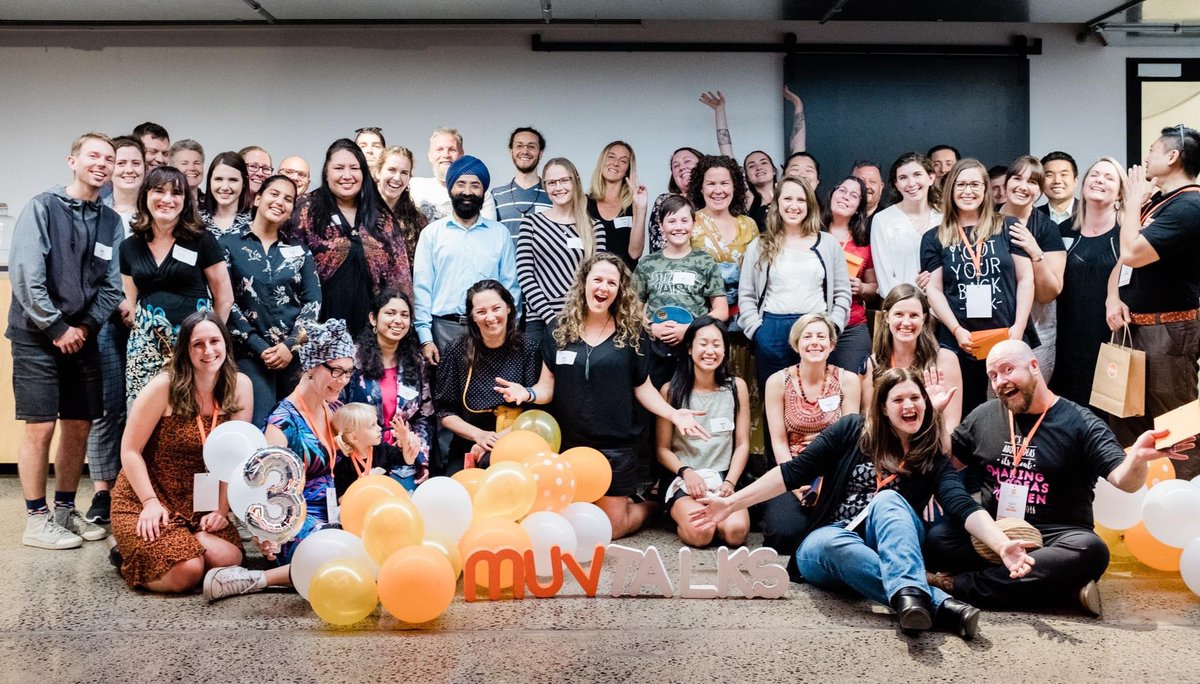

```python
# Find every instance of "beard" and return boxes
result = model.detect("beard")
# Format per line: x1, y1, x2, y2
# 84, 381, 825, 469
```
451, 192, 484, 220
999, 383, 1035, 414
514, 157, 540, 174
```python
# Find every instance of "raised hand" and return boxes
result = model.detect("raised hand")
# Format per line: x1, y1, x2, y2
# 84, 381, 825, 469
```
699, 90, 726, 111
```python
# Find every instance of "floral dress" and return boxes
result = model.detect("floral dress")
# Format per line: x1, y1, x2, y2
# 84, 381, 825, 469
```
267, 398, 337, 563
341, 359, 434, 488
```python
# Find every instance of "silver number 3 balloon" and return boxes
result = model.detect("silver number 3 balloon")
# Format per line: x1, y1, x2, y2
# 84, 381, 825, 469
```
240, 446, 307, 543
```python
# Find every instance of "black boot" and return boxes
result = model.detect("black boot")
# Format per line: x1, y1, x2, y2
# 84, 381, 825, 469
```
890, 587, 933, 631
935, 598, 981, 640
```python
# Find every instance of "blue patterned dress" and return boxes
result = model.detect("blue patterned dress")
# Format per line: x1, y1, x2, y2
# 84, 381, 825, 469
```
266, 398, 337, 563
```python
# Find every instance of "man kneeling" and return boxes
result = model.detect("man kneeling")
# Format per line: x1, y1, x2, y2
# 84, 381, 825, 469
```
924, 340, 1191, 616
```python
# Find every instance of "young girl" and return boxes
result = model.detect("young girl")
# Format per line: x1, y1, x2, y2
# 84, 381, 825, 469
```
633, 195, 728, 386
656, 317, 750, 548
332, 402, 427, 494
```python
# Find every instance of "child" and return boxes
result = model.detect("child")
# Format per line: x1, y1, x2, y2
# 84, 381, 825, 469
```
332, 402, 428, 494
655, 317, 750, 548
634, 194, 728, 387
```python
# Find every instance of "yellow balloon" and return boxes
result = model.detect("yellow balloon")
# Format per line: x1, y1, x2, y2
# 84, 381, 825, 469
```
308, 558, 379, 626
474, 461, 537, 521
451, 467, 485, 499
422, 534, 464, 578
511, 411, 562, 452
490, 430, 551, 464
361, 495, 425, 565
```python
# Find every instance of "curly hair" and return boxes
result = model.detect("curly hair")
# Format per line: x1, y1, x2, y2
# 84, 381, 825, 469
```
354, 289, 424, 388
552, 252, 643, 353
687, 155, 748, 217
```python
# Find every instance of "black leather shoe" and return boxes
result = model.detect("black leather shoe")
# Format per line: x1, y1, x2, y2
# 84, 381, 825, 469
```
890, 587, 933, 631
935, 598, 981, 640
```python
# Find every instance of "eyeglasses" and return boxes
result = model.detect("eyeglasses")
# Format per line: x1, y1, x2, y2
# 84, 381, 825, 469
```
544, 178, 573, 189
833, 186, 861, 200
512, 143, 541, 152
322, 362, 356, 379
247, 163, 274, 174
953, 181, 985, 191
280, 168, 310, 180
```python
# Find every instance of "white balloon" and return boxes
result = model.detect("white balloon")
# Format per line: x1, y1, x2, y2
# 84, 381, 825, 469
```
225, 456, 267, 521
1092, 478, 1146, 531
290, 528, 378, 600
411, 477, 474, 543
1142, 480, 1200, 548
1181, 538, 1200, 597
560, 502, 612, 563
204, 420, 266, 481
520, 512, 578, 577
1191, 475, 1200, 490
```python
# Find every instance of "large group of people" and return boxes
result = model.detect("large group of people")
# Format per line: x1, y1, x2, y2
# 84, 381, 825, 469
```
7, 105, 1200, 640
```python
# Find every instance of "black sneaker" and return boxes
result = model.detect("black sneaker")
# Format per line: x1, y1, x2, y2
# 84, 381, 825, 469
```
85, 490, 111, 524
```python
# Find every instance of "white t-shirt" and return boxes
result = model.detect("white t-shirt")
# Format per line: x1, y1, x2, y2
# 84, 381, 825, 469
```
762, 246, 826, 315
410, 176, 496, 225
871, 204, 942, 298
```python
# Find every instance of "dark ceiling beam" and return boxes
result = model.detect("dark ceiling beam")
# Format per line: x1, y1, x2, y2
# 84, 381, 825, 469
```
532, 33, 1042, 57
0, 18, 640, 28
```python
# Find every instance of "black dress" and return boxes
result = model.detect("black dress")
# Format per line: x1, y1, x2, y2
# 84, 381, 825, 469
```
1051, 223, 1119, 411
587, 197, 637, 270
319, 211, 371, 337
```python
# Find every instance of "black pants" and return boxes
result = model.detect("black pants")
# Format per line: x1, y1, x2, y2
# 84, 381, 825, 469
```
923, 521, 1109, 610
759, 491, 813, 581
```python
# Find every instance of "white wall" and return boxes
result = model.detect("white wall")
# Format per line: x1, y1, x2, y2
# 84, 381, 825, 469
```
1, 21, 1198, 218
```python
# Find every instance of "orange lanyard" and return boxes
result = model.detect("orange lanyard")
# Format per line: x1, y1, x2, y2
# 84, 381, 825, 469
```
875, 472, 898, 493
1006, 399, 1054, 474
955, 224, 983, 278
194, 398, 219, 445
1140, 186, 1200, 225
292, 392, 337, 470
347, 445, 373, 479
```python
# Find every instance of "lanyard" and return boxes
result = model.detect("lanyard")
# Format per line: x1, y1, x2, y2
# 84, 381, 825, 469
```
1006, 399, 1054, 474
347, 445, 373, 479
955, 224, 983, 278
1140, 186, 1200, 225
875, 471, 898, 493
292, 392, 337, 471
194, 396, 219, 445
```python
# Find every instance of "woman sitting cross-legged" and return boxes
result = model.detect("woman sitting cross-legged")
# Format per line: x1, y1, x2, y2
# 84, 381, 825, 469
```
690, 368, 1034, 639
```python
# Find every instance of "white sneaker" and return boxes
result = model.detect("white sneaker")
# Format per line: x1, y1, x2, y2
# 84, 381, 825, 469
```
23, 512, 83, 550
203, 566, 265, 602
54, 507, 109, 541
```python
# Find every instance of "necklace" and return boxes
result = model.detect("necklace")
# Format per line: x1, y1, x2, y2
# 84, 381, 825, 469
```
581, 316, 613, 381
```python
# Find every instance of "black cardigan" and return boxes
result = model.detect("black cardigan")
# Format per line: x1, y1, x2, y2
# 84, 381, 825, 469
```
778, 414, 982, 539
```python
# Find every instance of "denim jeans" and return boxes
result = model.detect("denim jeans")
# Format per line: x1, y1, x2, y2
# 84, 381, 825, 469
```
751, 313, 801, 395
795, 489, 948, 610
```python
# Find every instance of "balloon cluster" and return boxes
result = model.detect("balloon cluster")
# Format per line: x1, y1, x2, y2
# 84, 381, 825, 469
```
1093, 458, 1200, 592
289, 410, 616, 626
202, 420, 307, 544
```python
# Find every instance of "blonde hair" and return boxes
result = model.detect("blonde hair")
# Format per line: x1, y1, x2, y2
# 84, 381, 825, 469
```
758, 176, 822, 268
71, 132, 114, 157
1071, 156, 1128, 232
937, 159, 1003, 247
553, 252, 643, 352
332, 402, 378, 455
588, 141, 636, 211
788, 312, 838, 353
543, 157, 599, 257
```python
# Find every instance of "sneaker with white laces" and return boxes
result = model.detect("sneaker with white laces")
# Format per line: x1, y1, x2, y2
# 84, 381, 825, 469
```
54, 507, 109, 541
203, 566, 266, 602
23, 512, 83, 550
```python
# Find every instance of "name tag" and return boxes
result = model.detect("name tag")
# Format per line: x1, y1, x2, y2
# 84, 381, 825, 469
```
817, 395, 841, 413
709, 417, 735, 434
173, 244, 198, 266
965, 283, 992, 318
566, 236, 583, 250
326, 487, 340, 524
193, 472, 219, 513
1062, 237, 1076, 250
280, 245, 304, 259
996, 482, 1029, 521
672, 271, 696, 287
396, 384, 419, 402
845, 499, 872, 533
1118, 264, 1132, 288
614, 216, 633, 229
93, 242, 112, 260
556, 350, 577, 365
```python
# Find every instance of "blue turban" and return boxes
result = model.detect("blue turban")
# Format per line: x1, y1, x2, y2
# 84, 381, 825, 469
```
446, 155, 490, 192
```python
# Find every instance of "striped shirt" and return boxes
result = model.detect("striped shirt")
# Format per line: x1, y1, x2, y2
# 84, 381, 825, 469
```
488, 179, 552, 238
517, 212, 606, 324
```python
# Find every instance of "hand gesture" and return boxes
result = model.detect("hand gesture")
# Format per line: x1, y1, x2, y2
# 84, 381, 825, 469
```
1126, 164, 1156, 207
699, 90, 726, 112
681, 468, 707, 500
922, 368, 958, 413
651, 321, 684, 346
999, 538, 1037, 578
493, 377, 532, 405
718, 479, 735, 498
1008, 220, 1039, 258
1132, 429, 1194, 464
255, 536, 280, 561
474, 430, 499, 452
199, 510, 230, 533
688, 494, 732, 530
137, 498, 170, 542
671, 408, 710, 440
849, 276, 863, 296
915, 270, 932, 291
628, 174, 648, 210
783, 86, 803, 109
422, 341, 440, 366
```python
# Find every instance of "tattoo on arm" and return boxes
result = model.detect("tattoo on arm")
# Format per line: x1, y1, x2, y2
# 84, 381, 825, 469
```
716, 129, 732, 147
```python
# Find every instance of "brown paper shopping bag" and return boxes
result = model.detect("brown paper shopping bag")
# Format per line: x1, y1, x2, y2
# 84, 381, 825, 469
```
1089, 329, 1145, 418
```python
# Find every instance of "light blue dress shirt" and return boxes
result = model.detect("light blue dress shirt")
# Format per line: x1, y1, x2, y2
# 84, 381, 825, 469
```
412, 214, 520, 345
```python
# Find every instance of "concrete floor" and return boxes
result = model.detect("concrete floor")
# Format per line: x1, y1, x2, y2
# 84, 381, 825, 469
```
1, 477, 1198, 683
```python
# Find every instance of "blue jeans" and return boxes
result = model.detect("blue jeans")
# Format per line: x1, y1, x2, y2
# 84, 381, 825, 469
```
752, 313, 801, 394
795, 489, 948, 611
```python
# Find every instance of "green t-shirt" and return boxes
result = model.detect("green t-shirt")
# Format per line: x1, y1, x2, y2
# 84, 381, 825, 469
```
633, 249, 725, 317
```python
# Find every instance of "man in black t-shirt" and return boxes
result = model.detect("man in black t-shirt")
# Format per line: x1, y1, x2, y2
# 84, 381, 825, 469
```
924, 341, 1192, 616
1106, 125, 1200, 479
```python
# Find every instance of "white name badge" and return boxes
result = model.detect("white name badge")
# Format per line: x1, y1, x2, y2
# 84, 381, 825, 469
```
1062, 237, 1076, 250
93, 242, 112, 260
193, 473, 219, 513
996, 482, 1029, 521
173, 244, 198, 266
1118, 264, 1133, 288
672, 271, 697, 287
396, 384, 419, 402
613, 216, 633, 229
965, 283, 992, 319
326, 487, 340, 524
845, 499, 872, 533
280, 245, 304, 259
709, 417, 735, 434
566, 236, 584, 250
556, 350, 578, 365
817, 395, 842, 413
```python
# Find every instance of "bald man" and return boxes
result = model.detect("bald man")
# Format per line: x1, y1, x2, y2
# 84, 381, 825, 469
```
924, 341, 1192, 617
278, 156, 311, 195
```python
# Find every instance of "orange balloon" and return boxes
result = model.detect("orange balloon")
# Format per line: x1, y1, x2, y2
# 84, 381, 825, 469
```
451, 468, 485, 499
522, 450, 577, 513
1145, 458, 1176, 489
361, 496, 425, 565
458, 518, 533, 591
561, 447, 611, 503
474, 461, 537, 521
377, 545, 456, 624
490, 430, 551, 464
1125, 522, 1183, 571
1094, 524, 1136, 562
340, 474, 407, 536
422, 534, 464, 578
